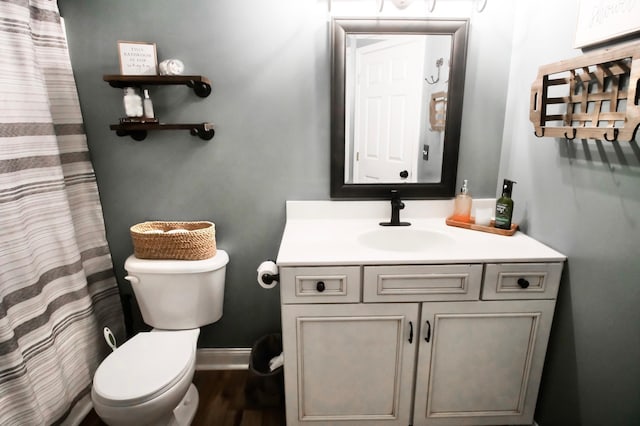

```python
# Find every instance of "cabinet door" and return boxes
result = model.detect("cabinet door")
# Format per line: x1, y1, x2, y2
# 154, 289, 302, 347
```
413, 300, 555, 426
282, 303, 419, 426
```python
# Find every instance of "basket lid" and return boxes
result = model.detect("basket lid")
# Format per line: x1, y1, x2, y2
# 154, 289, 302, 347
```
125, 249, 228, 274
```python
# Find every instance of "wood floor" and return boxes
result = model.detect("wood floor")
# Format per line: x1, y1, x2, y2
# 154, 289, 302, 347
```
81, 369, 286, 426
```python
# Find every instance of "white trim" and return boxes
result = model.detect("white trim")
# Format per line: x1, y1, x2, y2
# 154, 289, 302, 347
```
195, 348, 251, 370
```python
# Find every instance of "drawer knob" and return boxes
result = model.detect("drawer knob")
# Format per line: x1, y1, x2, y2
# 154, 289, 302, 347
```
316, 281, 325, 292
517, 278, 530, 289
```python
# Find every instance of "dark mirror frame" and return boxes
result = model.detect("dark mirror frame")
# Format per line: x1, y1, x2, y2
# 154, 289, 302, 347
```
330, 18, 469, 199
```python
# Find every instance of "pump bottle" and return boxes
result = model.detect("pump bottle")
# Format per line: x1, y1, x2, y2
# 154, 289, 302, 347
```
494, 179, 516, 229
451, 179, 472, 222
142, 89, 155, 119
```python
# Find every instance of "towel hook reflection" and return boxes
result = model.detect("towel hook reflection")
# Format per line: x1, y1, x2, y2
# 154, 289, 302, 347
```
426, 57, 444, 85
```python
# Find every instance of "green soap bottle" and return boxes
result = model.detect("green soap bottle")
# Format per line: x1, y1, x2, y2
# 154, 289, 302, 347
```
494, 179, 516, 229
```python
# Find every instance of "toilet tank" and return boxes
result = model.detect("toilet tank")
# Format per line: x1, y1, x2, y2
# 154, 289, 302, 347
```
124, 250, 229, 330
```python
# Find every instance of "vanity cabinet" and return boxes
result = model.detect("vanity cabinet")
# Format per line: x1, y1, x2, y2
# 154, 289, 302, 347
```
280, 262, 563, 426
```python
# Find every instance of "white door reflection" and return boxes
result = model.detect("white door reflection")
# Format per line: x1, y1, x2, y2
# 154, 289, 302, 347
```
344, 33, 452, 184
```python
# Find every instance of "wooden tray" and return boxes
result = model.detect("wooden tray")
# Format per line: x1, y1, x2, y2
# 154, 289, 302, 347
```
445, 217, 518, 236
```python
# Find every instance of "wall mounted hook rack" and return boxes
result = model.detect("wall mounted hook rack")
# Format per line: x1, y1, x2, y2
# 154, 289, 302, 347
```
530, 42, 640, 143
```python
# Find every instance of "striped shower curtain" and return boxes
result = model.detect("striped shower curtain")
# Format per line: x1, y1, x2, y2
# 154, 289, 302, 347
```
0, 1, 125, 424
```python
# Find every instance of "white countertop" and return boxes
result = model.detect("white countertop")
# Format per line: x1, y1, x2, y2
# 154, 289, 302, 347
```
276, 200, 566, 266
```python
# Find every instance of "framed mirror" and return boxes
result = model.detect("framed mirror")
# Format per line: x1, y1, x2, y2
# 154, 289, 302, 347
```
330, 18, 469, 198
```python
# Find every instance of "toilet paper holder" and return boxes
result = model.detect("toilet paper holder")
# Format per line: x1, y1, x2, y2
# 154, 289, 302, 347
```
261, 272, 280, 284
258, 259, 279, 287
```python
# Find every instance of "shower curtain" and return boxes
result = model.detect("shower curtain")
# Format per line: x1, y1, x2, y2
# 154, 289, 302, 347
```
0, 1, 125, 424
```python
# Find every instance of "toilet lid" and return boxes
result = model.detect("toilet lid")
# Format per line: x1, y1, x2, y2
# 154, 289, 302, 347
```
92, 330, 196, 406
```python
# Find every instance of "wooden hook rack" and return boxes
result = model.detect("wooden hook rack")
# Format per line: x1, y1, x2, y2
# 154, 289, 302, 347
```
530, 42, 640, 142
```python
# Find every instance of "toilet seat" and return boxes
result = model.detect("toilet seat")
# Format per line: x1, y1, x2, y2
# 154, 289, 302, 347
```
92, 330, 197, 407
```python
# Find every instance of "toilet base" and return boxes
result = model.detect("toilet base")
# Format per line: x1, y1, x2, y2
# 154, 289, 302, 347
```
167, 383, 199, 426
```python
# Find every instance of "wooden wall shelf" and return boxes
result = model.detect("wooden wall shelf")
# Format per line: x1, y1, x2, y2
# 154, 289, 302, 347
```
530, 42, 640, 142
104, 74, 215, 140
110, 123, 215, 141
103, 75, 212, 97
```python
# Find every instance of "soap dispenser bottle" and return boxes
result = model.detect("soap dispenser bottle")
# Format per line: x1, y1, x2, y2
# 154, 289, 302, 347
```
451, 179, 472, 222
495, 179, 516, 229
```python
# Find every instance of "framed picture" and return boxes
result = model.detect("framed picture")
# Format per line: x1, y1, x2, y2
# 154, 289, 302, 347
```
118, 41, 158, 75
574, 0, 640, 48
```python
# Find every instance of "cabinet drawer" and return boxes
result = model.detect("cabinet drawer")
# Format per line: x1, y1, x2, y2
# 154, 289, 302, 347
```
280, 266, 361, 304
482, 263, 563, 300
363, 264, 482, 302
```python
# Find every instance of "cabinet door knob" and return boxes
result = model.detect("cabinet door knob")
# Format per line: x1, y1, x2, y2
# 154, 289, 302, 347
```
408, 321, 413, 344
400, 170, 409, 179
424, 320, 431, 342
316, 281, 325, 292
517, 278, 530, 289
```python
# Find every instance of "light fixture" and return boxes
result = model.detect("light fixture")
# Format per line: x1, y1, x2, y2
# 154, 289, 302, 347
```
426, 0, 488, 13
376, 0, 416, 12
331, 0, 488, 14
390, 0, 415, 8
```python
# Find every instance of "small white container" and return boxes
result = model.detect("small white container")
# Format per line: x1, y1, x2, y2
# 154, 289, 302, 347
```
474, 207, 493, 226
159, 59, 184, 76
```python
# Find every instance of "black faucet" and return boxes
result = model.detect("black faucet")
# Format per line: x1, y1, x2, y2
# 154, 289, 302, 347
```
380, 190, 411, 226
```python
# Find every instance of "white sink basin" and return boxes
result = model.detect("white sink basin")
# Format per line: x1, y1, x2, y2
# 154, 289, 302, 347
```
357, 227, 456, 252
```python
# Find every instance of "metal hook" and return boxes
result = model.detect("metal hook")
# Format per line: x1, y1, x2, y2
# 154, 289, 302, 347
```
425, 57, 444, 85
476, 0, 488, 12
603, 128, 618, 142
534, 128, 544, 138
564, 128, 577, 140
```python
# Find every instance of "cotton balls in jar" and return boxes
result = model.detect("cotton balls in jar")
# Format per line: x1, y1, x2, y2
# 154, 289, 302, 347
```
158, 59, 185, 76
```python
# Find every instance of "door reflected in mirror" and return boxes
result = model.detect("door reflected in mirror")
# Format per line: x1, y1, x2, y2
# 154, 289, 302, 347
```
331, 18, 469, 199
345, 33, 452, 184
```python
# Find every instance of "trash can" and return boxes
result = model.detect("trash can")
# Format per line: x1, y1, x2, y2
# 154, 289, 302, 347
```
245, 333, 284, 408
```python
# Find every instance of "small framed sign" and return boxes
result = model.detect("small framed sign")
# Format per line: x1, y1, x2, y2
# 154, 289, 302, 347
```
574, 0, 640, 48
118, 41, 158, 75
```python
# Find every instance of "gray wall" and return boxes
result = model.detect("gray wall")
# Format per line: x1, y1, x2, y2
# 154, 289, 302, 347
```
501, 1, 640, 425
58, 0, 510, 347
59, 0, 333, 346
57, 0, 640, 423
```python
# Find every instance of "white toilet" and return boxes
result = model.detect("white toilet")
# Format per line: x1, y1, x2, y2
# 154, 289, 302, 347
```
91, 250, 229, 426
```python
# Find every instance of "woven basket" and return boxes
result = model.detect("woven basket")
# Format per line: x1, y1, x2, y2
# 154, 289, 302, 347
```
130, 221, 216, 260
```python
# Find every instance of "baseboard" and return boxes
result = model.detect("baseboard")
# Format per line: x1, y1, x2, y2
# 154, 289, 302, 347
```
195, 347, 251, 370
